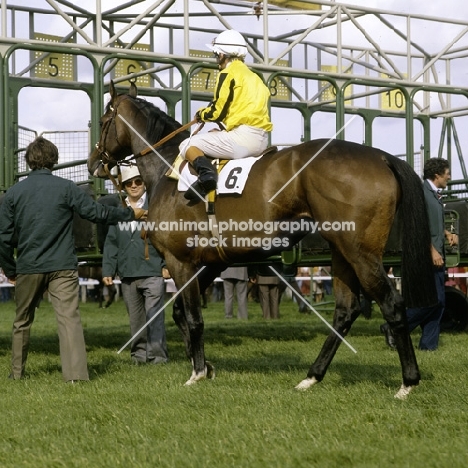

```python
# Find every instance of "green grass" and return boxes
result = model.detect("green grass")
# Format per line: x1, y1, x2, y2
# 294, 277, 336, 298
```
1, 296, 468, 467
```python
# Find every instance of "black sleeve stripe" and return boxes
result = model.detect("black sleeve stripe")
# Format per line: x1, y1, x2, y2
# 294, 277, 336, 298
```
204, 74, 235, 122
215, 73, 228, 100
217, 79, 235, 122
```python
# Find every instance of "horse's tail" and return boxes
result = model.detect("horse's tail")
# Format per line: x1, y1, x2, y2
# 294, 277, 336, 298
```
384, 154, 437, 308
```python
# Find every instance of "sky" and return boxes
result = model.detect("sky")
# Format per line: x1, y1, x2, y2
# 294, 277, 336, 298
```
5, 0, 468, 177
352, 0, 466, 18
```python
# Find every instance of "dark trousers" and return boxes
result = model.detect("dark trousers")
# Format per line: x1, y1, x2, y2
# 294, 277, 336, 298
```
406, 267, 445, 350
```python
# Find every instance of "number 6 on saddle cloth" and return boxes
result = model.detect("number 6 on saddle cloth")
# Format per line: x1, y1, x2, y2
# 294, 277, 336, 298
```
166, 150, 276, 195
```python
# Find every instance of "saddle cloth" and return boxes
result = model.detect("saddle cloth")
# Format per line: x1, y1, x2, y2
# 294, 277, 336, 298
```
177, 156, 260, 195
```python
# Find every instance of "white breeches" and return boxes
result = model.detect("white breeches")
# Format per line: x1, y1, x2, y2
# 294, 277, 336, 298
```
179, 124, 268, 160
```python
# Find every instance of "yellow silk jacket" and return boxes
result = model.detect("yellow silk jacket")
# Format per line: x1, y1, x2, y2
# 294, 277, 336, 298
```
198, 60, 273, 132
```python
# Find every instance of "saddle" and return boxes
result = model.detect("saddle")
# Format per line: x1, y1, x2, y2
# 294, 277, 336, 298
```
165, 146, 278, 182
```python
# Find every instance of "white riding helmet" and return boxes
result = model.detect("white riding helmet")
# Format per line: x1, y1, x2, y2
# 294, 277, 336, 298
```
120, 164, 141, 183
207, 30, 248, 58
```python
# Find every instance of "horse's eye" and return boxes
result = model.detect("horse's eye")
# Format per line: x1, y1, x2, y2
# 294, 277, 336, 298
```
99, 120, 103, 128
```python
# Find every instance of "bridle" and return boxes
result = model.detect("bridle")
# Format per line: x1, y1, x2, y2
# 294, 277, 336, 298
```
94, 94, 198, 167
93, 93, 199, 196
94, 94, 136, 166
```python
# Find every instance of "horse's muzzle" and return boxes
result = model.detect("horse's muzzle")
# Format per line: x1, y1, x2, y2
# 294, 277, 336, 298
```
93, 163, 110, 178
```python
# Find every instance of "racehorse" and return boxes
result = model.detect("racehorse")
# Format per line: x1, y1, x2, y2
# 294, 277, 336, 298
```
88, 81, 436, 399
77, 263, 116, 308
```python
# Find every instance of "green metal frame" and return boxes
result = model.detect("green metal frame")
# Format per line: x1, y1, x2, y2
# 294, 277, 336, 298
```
3, 43, 468, 268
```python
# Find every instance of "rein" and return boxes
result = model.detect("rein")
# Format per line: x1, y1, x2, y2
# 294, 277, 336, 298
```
136, 117, 199, 158
95, 93, 199, 192
99, 117, 201, 200
95, 94, 206, 216
102, 163, 127, 208
95, 94, 197, 165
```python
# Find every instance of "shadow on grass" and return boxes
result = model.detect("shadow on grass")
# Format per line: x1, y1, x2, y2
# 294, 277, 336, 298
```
17, 355, 127, 381
13, 352, 430, 388
0, 301, 436, 388
0, 318, 393, 358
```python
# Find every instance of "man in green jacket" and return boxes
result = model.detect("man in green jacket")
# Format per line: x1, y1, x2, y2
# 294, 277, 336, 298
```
0, 137, 143, 382
103, 165, 169, 364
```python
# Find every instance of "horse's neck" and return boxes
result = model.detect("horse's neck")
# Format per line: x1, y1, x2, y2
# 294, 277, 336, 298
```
136, 145, 177, 197
128, 107, 184, 194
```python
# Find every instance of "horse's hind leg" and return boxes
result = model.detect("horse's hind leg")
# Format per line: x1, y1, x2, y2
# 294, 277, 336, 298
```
105, 284, 117, 308
358, 262, 420, 399
98, 283, 104, 308
296, 250, 361, 389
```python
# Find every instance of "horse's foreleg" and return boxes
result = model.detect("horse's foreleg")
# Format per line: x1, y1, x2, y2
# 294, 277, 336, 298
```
167, 259, 217, 386
183, 265, 226, 385
181, 285, 212, 386
172, 296, 192, 359
172, 284, 209, 383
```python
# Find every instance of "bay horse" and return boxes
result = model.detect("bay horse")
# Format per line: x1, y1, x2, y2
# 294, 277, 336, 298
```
88, 81, 436, 399
77, 263, 116, 309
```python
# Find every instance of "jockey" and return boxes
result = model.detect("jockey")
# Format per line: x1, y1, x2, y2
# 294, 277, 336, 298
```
179, 29, 273, 200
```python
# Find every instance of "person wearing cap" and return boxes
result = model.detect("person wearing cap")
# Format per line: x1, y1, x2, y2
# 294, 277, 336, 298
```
0, 136, 141, 382
102, 164, 170, 365
179, 29, 273, 200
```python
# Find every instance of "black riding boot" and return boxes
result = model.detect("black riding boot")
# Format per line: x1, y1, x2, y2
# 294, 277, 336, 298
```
184, 156, 218, 201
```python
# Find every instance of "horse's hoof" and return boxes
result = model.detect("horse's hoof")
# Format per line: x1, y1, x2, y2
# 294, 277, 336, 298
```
184, 363, 215, 386
184, 372, 204, 386
394, 384, 413, 400
295, 377, 319, 390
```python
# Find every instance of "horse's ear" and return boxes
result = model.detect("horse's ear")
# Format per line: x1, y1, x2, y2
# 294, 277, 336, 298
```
129, 82, 138, 98
109, 80, 117, 100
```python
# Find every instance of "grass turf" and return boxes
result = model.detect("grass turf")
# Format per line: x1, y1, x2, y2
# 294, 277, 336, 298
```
0, 295, 467, 467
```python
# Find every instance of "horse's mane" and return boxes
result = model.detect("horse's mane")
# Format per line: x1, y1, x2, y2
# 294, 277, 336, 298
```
105, 94, 191, 149
132, 96, 190, 147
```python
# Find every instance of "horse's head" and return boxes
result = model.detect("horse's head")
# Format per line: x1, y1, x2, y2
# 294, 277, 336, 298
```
88, 80, 139, 177
88, 80, 189, 180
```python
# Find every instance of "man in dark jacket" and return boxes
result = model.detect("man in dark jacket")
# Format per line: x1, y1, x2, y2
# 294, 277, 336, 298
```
0, 137, 143, 382
103, 165, 169, 364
